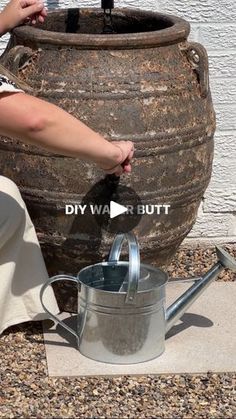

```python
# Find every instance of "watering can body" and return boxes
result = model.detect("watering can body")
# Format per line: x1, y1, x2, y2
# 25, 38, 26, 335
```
42, 262, 168, 364
40, 233, 236, 364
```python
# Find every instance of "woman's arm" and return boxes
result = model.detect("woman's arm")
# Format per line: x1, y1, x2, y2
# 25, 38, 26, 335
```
0, 1, 134, 175
0, 92, 134, 175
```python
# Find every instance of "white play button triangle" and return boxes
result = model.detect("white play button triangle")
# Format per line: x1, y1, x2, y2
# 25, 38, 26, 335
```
110, 201, 128, 219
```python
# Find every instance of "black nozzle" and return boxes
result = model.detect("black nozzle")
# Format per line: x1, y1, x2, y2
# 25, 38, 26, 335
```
102, 0, 114, 9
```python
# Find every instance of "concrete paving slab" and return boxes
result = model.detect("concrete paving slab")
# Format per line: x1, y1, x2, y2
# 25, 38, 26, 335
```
43, 282, 236, 377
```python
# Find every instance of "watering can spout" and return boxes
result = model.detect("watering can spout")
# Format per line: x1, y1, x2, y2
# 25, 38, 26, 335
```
165, 246, 236, 334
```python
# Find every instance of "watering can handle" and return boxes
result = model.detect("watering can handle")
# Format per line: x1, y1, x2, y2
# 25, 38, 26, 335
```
40, 275, 80, 342
108, 232, 140, 304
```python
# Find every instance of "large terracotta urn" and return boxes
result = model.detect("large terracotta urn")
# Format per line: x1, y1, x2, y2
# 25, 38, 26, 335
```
0, 7, 216, 310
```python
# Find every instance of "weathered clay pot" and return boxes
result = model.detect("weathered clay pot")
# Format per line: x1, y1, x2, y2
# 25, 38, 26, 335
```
0, 8, 216, 312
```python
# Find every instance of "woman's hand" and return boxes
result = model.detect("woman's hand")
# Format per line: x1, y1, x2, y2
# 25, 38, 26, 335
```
0, 0, 47, 35
99, 140, 135, 176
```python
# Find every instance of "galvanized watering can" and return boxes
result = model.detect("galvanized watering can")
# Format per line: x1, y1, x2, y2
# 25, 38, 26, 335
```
40, 233, 236, 364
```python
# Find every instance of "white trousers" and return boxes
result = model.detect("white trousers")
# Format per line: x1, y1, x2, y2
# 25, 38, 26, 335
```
0, 176, 59, 335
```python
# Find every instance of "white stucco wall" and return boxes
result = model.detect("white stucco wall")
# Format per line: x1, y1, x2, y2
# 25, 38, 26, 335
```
0, 0, 235, 243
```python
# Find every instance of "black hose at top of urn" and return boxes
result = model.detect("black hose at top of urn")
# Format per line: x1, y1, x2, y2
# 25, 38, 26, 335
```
102, 0, 114, 9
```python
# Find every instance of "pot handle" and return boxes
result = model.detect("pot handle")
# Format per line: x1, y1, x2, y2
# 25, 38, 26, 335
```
0, 45, 39, 95
108, 232, 140, 304
40, 274, 80, 344
180, 41, 209, 98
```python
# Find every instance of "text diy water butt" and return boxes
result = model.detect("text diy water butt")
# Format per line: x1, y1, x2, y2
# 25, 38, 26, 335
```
65, 204, 171, 215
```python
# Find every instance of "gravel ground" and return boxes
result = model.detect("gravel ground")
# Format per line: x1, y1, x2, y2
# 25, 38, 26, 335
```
167, 243, 236, 282
0, 245, 235, 419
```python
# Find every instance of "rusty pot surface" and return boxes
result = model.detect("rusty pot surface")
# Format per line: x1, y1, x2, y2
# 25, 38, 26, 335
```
0, 8, 216, 312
